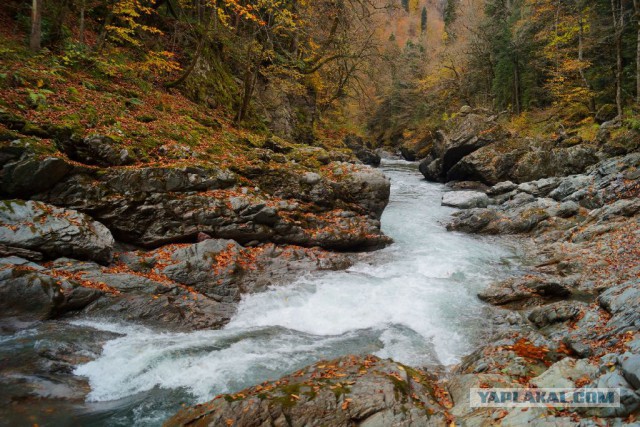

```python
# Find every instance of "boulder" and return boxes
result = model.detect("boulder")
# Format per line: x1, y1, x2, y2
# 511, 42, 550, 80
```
619, 352, 640, 390
56, 134, 134, 167
0, 200, 114, 264
0, 155, 72, 198
442, 191, 490, 209
487, 181, 518, 196
531, 358, 597, 389
166, 356, 448, 427
528, 301, 584, 328
0, 268, 103, 321
419, 114, 510, 181
344, 134, 381, 167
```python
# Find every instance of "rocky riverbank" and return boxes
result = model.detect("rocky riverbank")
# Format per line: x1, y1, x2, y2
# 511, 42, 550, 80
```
168, 111, 639, 426
0, 104, 394, 422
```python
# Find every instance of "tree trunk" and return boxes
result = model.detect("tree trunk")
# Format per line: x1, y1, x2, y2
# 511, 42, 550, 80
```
577, 13, 596, 113
513, 58, 521, 114
236, 66, 257, 123
30, 0, 42, 51
611, 0, 624, 117
79, 1, 85, 45
634, 0, 640, 103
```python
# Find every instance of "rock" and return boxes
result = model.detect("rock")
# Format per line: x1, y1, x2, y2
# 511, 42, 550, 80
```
166, 356, 448, 427
511, 145, 599, 183
446, 181, 489, 192
517, 177, 561, 197
0, 268, 103, 321
422, 114, 510, 181
583, 371, 640, 418
344, 134, 381, 167
419, 158, 442, 182
487, 181, 518, 196
332, 164, 390, 219
56, 134, 134, 167
0, 155, 72, 198
459, 105, 473, 114
619, 352, 640, 390
0, 244, 43, 261
598, 280, 640, 335
528, 301, 584, 328
442, 191, 490, 209
0, 200, 114, 264
36, 162, 390, 251
531, 358, 598, 389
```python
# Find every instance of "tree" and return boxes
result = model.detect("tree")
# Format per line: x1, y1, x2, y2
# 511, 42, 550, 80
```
611, 0, 625, 116
30, 0, 42, 51
421, 6, 427, 34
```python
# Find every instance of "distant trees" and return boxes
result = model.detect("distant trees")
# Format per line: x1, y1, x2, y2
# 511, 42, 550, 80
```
434, 0, 640, 119
421, 6, 427, 34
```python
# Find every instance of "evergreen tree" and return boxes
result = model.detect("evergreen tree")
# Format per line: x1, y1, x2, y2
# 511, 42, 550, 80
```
421, 6, 427, 34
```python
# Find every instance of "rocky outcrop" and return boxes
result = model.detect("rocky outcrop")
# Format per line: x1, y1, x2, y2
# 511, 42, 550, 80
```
344, 134, 381, 167
56, 134, 134, 167
0, 265, 103, 321
0, 200, 114, 264
416, 109, 614, 185
419, 112, 510, 182
446, 153, 640, 235
0, 239, 352, 330
166, 355, 449, 427
23, 161, 390, 250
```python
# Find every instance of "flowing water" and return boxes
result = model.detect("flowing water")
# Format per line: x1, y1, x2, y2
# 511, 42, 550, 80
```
2, 160, 522, 426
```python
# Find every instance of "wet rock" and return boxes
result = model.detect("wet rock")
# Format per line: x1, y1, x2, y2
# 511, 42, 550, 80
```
166, 356, 448, 427
0, 268, 103, 321
0, 200, 114, 264
442, 191, 490, 209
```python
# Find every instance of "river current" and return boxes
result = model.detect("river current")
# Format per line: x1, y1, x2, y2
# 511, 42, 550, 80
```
7, 160, 522, 425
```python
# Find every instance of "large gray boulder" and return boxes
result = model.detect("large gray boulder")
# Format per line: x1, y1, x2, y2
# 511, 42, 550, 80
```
166, 356, 448, 427
442, 191, 490, 209
0, 267, 103, 321
0, 200, 114, 264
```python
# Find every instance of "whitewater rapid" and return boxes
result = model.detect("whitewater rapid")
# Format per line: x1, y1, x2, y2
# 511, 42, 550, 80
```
72, 160, 520, 425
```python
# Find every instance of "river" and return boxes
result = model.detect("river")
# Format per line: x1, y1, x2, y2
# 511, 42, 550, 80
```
3, 160, 522, 426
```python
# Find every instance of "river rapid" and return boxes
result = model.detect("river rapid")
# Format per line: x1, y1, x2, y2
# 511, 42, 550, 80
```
2, 160, 522, 426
